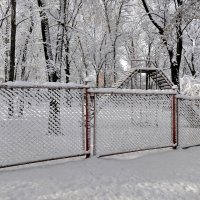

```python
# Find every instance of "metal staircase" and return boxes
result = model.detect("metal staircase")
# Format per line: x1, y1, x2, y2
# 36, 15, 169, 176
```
149, 70, 173, 90
112, 67, 174, 90
112, 68, 138, 88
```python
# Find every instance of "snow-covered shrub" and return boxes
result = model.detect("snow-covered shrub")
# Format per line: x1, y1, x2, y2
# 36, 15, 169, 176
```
181, 75, 200, 96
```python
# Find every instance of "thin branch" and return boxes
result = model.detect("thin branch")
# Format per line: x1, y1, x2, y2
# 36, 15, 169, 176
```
141, 0, 164, 35
181, 19, 193, 33
16, 16, 32, 26
0, 5, 10, 28
142, 12, 166, 21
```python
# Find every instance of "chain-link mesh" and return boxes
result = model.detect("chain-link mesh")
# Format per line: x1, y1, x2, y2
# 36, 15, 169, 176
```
0, 87, 85, 167
178, 98, 200, 148
93, 92, 174, 156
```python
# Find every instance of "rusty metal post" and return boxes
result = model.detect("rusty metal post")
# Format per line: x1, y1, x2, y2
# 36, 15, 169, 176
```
93, 94, 97, 156
85, 87, 90, 158
172, 94, 177, 149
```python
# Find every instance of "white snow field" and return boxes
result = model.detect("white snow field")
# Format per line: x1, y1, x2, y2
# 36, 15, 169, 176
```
1, 148, 200, 200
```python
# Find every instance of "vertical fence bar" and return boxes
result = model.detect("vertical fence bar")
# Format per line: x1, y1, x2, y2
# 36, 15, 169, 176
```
85, 87, 90, 158
172, 94, 177, 149
93, 93, 96, 156
176, 98, 179, 147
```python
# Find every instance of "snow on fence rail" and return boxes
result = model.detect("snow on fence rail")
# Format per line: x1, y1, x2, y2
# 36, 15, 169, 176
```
0, 84, 87, 167
177, 95, 200, 148
89, 89, 177, 157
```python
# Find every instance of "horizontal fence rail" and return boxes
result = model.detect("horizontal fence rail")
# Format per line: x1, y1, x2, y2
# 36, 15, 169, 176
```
89, 89, 177, 157
177, 95, 200, 148
0, 85, 86, 167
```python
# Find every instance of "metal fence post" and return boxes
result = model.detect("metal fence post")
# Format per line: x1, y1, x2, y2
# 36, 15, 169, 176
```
172, 94, 177, 149
85, 87, 90, 158
93, 93, 96, 156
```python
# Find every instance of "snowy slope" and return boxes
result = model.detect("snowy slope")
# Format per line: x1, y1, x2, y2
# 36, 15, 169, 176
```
1, 148, 200, 200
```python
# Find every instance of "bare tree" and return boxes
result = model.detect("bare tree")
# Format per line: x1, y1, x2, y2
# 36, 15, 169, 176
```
140, 0, 199, 87
102, 0, 128, 83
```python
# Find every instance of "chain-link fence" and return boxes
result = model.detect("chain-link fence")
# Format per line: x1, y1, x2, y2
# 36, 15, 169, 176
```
90, 89, 176, 157
2, 84, 200, 166
0, 85, 86, 167
177, 96, 200, 148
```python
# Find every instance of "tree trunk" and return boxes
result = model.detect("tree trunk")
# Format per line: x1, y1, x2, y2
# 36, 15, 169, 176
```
37, 0, 58, 82
113, 39, 117, 83
103, 65, 107, 88
171, 62, 179, 87
9, 0, 16, 81
55, 0, 67, 82
78, 36, 88, 78
48, 90, 61, 135
191, 54, 196, 76
175, 7, 183, 87
21, 6, 34, 81
184, 55, 196, 76
64, 33, 70, 83
96, 72, 99, 88
4, 18, 10, 82
7, 0, 16, 118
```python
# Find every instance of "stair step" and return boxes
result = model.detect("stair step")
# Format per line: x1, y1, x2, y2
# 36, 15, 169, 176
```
159, 82, 171, 86
151, 76, 164, 80
150, 71, 163, 75
150, 72, 162, 76
152, 78, 166, 82
157, 80, 169, 84
156, 78, 166, 81
158, 80, 170, 85
159, 83, 171, 86
151, 74, 163, 78
151, 72, 166, 77
160, 82, 173, 87
160, 86, 172, 89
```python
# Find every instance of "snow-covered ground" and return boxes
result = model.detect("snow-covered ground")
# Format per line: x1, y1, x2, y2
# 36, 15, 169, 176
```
1, 147, 200, 200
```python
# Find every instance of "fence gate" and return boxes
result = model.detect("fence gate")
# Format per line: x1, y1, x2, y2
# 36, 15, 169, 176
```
0, 85, 86, 167
177, 96, 200, 148
90, 89, 177, 157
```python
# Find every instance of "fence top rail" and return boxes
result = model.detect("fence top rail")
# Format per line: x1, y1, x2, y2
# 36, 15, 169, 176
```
176, 94, 200, 100
88, 88, 176, 95
0, 82, 88, 90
